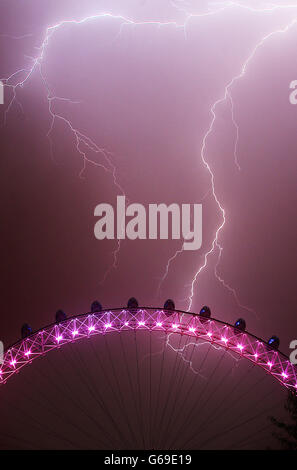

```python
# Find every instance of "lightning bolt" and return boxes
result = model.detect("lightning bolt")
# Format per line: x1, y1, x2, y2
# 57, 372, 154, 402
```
160, 1, 297, 368
229, 91, 241, 171
152, 1, 297, 321
166, 335, 241, 376
1, 7, 230, 284
157, 189, 211, 298
1, 13, 182, 283
187, 13, 297, 314
1, 2, 297, 307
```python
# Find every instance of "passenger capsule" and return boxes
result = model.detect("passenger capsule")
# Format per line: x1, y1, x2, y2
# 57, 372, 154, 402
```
91, 301, 102, 313
21, 323, 32, 339
164, 299, 175, 316
199, 306, 211, 323
127, 297, 139, 313
234, 318, 246, 335
55, 309, 67, 324
267, 336, 280, 351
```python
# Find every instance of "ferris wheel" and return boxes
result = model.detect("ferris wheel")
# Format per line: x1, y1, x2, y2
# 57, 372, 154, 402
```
0, 298, 295, 449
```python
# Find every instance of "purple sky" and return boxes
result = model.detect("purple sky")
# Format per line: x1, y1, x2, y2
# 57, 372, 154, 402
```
1, 0, 297, 354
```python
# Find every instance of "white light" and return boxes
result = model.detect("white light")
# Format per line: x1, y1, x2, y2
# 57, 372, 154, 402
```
0, 81, 3, 105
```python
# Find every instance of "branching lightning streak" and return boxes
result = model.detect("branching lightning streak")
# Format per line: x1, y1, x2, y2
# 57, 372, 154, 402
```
157, 242, 184, 298
166, 337, 241, 375
1, 8, 229, 283
162, 2, 297, 370
153, 2, 297, 323
214, 243, 259, 317
229, 91, 241, 171
187, 15, 297, 313
1, 1, 297, 327
0, 33, 33, 40
157, 189, 211, 298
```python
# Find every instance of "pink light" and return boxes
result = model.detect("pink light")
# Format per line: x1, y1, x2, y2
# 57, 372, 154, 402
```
221, 337, 228, 344
282, 372, 288, 379
88, 326, 95, 332
267, 361, 273, 369
124, 322, 129, 326
172, 323, 179, 329
105, 323, 112, 329
207, 332, 213, 337
237, 344, 244, 351
56, 335, 63, 343
156, 322, 163, 327
10, 360, 16, 367
72, 330, 78, 336
24, 350, 32, 357
254, 353, 258, 360
189, 326, 196, 333
138, 321, 145, 326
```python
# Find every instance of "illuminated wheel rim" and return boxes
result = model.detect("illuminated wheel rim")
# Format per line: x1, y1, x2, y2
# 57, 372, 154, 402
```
0, 308, 296, 450
1, 308, 296, 390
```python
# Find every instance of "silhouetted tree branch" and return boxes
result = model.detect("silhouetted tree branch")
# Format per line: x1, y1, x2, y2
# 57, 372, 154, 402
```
270, 391, 297, 450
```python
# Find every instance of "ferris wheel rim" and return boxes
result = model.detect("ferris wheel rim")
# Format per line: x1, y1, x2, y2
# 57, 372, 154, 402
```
1, 307, 296, 391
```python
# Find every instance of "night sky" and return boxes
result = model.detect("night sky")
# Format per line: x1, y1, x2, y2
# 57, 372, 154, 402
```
0, 0, 296, 449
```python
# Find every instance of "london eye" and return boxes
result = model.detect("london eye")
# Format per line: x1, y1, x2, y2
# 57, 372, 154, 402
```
0, 299, 295, 449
